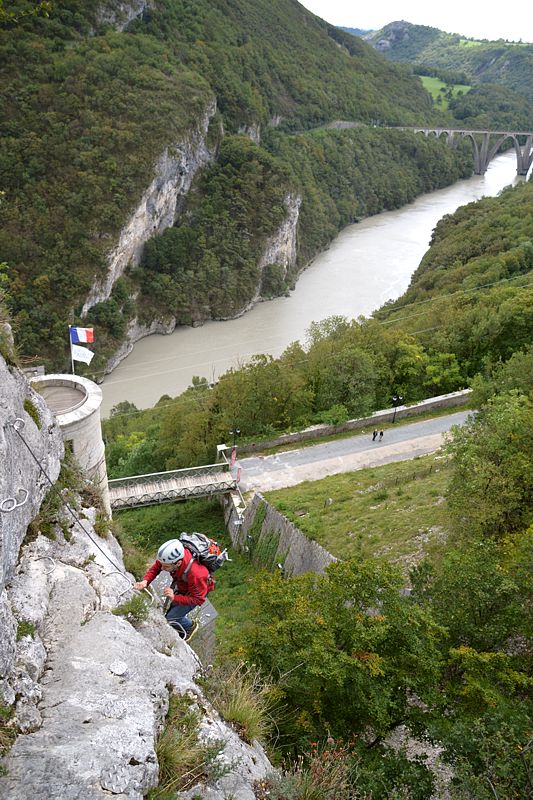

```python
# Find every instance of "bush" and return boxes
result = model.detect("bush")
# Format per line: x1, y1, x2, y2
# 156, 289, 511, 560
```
112, 593, 150, 625
0, 703, 15, 756
16, 620, 36, 640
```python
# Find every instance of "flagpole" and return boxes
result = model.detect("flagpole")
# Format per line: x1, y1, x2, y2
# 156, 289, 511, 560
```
69, 326, 75, 375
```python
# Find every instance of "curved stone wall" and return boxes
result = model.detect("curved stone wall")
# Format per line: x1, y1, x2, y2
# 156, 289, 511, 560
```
31, 375, 110, 515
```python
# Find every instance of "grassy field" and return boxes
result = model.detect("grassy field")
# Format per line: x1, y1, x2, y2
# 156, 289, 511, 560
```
264, 452, 451, 571
420, 76, 471, 109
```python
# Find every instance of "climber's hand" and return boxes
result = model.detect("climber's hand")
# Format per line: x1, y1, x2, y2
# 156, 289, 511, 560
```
133, 580, 148, 591
163, 586, 174, 599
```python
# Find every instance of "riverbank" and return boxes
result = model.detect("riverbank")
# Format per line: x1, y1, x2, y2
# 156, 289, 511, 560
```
101, 152, 518, 415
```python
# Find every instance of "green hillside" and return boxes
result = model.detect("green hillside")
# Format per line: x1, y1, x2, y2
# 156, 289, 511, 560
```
1, 0, 465, 369
375, 180, 533, 376
365, 20, 533, 105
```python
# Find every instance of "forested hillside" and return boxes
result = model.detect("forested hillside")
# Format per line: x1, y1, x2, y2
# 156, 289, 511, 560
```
365, 20, 533, 106
1, 0, 467, 370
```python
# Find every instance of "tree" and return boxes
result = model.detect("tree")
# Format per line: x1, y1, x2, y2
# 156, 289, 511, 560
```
243, 559, 443, 748
444, 392, 533, 538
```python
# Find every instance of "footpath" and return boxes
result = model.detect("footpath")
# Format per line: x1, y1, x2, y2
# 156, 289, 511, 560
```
237, 410, 471, 492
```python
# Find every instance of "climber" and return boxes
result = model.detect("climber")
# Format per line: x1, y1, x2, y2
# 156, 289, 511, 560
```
133, 539, 210, 640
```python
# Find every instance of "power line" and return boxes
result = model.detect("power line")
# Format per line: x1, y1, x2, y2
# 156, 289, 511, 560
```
377, 275, 533, 326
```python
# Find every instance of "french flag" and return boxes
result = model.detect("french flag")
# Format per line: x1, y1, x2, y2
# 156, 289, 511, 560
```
70, 326, 94, 344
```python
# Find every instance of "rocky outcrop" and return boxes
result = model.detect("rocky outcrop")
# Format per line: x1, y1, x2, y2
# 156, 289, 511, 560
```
0, 353, 63, 690
258, 193, 301, 290
0, 355, 274, 798
0, 514, 272, 799
100, 191, 302, 377
95, 1, 153, 32
82, 99, 218, 316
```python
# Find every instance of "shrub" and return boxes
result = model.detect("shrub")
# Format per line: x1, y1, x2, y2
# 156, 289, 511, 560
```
23, 398, 41, 429
16, 620, 36, 640
112, 593, 150, 625
0, 703, 15, 755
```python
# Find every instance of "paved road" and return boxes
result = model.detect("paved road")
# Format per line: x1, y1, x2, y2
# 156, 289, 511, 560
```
237, 410, 472, 492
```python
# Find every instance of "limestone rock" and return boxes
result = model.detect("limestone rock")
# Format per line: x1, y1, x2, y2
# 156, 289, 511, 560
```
0, 354, 63, 590
82, 99, 217, 316
95, 1, 153, 32
258, 193, 301, 286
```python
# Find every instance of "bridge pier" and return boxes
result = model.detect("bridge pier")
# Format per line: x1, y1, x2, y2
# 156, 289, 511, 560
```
407, 127, 533, 176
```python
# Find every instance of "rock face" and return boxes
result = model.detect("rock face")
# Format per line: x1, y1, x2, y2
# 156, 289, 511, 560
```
0, 353, 63, 686
95, 1, 153, 33
258, 193, 301, 292
82, 99, 218, 316
0, 357, 274, 798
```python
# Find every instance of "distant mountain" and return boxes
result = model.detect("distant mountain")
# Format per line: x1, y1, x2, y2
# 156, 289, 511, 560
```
363, 20, 533, 104
340, 27, 373, 37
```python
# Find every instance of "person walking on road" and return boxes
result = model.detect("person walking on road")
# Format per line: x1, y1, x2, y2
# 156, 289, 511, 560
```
372, 429, 378, 441
379, 429, 384, 441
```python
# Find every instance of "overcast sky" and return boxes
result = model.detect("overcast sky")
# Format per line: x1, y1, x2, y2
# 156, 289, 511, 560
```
298, 1, 533, 44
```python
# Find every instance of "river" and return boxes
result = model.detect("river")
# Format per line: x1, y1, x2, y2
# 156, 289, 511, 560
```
101, 151, 522, 416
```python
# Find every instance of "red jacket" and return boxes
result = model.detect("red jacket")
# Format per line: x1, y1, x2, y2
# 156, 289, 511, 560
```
143, 548, 212, 607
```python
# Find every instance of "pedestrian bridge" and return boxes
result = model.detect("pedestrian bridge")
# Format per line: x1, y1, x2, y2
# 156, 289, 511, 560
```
108, 462, 238, 511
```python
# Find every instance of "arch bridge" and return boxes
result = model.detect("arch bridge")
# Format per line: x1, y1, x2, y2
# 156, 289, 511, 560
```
402, 127, 533, 176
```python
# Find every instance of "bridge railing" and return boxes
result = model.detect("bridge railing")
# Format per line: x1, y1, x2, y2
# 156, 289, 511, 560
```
108, 462, 230, 490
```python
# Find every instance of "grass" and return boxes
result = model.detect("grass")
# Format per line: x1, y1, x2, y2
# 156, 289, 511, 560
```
147, 694, 226, 800
0, 703, 15, 755
16, 620, 36, 640
200, 661, 273, 744
419, 76, 471, 110
264, 453, 452, 569
210, 546, 257, 659
255, 741, 354, 800
112, 593, 150, 625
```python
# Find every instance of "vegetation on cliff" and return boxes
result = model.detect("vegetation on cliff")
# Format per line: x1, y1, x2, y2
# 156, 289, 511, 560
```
1, 0, 456, 369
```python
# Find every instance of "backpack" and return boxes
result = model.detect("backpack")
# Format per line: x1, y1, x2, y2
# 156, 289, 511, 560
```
179, 532, 229, 584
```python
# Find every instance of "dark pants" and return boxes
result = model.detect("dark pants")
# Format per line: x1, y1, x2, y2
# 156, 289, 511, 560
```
165, 603, 195, 635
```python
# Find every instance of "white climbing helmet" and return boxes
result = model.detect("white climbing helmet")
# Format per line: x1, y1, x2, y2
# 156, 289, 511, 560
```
157, 539, 185, 565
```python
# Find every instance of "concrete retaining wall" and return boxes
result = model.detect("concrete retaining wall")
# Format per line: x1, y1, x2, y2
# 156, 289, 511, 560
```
221, 492, 335, 577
